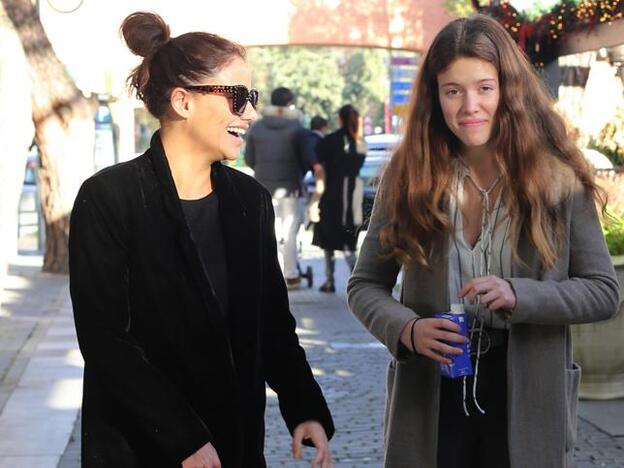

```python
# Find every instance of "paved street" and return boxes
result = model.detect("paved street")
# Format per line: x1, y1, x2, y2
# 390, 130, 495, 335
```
0, 256, 79, 468
1, 236, 624, 467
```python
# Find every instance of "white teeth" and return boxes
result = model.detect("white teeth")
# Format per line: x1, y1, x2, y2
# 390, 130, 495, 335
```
226, 127, 246, 136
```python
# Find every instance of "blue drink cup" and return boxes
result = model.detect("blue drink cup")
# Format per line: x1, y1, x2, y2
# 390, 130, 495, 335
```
433, 304, 473, 378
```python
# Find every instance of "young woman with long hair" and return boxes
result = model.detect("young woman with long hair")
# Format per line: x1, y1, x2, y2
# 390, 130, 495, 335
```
69, 12, 333, 468
348, 14, 619, 468
313, 104, 366, 292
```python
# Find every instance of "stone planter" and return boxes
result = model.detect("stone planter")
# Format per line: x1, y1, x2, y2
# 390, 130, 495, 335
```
571, 255, 624, 399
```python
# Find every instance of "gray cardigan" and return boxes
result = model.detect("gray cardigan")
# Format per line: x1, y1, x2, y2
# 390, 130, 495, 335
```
347, 180, 619, 468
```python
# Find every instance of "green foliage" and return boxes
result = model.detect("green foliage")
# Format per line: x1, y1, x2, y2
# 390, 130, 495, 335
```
443, 0, 474, 18
521, 0, 578, 20
247, 46, 345, 123
246, 45, 389, 129
589, 105, 624, 167
341, 48, 388, 129
603, 214, 624, 256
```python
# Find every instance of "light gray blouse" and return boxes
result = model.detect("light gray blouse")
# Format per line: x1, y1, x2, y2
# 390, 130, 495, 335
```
447, 164, 512, 329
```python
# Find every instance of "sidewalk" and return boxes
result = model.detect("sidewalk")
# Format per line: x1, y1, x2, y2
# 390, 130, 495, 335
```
1, 240, 624, 467
0, 255, 80, 468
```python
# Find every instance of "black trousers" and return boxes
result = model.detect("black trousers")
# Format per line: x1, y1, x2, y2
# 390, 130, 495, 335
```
437, 344, 510, 468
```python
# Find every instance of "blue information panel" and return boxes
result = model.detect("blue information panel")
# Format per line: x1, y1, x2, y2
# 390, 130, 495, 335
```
389, 54, 419, 131
391, 92, 409, 105
389, 53, 418, 110
391, 68, 417, 81
94, 100, 116, 171
391, 81, 412, 91
390, 56, 419, 66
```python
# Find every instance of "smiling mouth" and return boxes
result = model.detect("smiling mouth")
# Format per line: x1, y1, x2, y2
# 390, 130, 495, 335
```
226, 127, 246, 138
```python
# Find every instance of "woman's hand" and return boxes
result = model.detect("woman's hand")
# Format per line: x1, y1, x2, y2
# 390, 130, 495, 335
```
181, 442, 221, 468
400, 318, 469, 365
460, 275, 516, 312
292, 420, 333, 468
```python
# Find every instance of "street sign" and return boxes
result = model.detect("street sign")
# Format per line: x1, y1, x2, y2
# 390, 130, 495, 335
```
391, 81, 412, 91
390, 92, 410, 105
393, 104, 409, 116
94, 99, 117, 171
388, 53, 420, 132
390, 56, 419, 66
391, 68, 417, 81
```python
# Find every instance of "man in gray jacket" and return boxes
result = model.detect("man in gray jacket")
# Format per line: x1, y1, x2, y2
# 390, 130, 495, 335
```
245, 87, 310, 288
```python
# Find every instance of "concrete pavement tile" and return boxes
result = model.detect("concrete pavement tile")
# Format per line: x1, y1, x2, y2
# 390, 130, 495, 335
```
56, 315, 75, 322
0, 389, 79, 417
0, 456, 59, 468
35, 340, 79, 351
24, 351, 83, 369
18, 363, 82, 385
580, 399, 624, 436
40, 329, 76, 339
0, 421, 74, 455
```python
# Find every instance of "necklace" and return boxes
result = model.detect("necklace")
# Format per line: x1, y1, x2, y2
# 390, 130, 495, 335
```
464, 172, 501, 209
457, 157, 501, 209
452, 166, 504, 417
464, 173, 501, 273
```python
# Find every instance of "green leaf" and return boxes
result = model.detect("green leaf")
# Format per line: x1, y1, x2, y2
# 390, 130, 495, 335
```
603, 213, 624, 256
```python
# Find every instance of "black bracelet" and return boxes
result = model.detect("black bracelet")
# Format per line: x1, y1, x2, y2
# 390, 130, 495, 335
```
410, 317, 420, 354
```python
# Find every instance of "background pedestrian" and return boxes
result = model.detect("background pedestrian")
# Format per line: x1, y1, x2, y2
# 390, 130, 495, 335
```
245, 87, 308, 288
313, 104, 366, 293
301, 115, 329, 225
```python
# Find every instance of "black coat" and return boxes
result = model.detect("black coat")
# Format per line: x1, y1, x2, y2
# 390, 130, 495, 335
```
69, 132, 334, 467
312, 128, 365, 251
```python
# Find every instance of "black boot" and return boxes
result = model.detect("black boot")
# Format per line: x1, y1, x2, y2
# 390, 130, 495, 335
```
319, 250, 335, 293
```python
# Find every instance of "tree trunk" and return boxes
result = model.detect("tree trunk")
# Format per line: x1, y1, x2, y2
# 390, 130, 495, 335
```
2, 0, 96, 273
0, 5, 33, 312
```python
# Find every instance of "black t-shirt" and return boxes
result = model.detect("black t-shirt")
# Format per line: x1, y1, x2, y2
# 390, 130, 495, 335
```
180, 192, 228, 315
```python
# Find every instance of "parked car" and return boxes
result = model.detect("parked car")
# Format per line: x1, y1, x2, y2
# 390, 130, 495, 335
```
360, 134, 401, 229
304, 133, 401, 230
19, 151, 38, 213
18, 150, 43, 252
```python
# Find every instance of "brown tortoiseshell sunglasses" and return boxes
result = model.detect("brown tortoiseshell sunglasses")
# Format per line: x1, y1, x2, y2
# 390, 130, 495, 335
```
184, 85, 258, 116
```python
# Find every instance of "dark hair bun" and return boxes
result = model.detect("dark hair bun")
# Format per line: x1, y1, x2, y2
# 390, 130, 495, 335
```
120, 12, 170, 58
121, 11, 246, 119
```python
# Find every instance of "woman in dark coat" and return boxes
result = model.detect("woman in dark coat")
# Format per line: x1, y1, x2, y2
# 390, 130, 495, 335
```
69, 12, 334, 468
312, 105, 366, 293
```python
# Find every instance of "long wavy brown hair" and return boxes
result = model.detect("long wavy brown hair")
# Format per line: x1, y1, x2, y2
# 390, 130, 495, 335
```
379, 14, 604, 269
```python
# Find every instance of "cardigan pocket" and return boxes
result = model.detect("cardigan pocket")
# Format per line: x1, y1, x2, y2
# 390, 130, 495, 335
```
565, 363, 581, 452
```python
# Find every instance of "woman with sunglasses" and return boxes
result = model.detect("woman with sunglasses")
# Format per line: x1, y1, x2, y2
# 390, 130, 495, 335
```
69, 12, 334, 468
348, 14, 619, 468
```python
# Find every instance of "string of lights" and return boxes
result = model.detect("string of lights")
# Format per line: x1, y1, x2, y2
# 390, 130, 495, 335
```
477, 0, 624, 66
